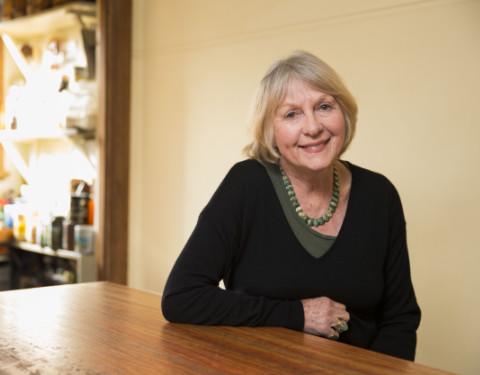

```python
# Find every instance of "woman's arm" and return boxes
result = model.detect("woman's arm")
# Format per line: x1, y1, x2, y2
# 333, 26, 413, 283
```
370, 189, 421, 361
161, 162, 304, 331
161, 212, 304, 330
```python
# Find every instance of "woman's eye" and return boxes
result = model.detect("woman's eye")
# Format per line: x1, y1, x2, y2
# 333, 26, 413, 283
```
317, 104, 332, 112
285, 111, 297, 119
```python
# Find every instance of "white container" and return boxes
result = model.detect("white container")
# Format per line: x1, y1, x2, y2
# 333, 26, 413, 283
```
74, 224, 94, 254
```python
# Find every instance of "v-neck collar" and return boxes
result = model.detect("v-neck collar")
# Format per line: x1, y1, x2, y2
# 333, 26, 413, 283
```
264, 160, 353, 259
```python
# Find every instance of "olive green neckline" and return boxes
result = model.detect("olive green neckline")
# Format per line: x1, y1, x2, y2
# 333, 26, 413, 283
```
264, 162, 336, 259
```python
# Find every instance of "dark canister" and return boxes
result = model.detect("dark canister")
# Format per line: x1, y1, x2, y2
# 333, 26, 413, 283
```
51, 216, 65, 250
62, 219, 75, 250
70, 195, 89, 224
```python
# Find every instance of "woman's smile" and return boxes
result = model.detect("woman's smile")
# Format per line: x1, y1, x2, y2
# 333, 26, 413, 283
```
299, 138, 330, 153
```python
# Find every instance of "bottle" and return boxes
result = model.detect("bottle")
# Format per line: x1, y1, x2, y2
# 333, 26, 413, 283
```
26, 211, 39, 244
70, 194, 89, 224
62, 219, 75, 250
51, 216, 65, 250
74, 224, 94, 254
13, 214, 26, 241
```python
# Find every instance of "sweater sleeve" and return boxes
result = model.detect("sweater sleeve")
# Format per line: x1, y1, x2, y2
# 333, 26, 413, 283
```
370, 186, 421, 361
161, 162, 304, 331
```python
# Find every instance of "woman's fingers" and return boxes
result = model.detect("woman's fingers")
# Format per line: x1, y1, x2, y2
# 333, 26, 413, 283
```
331, 300, 347, 310
336, 309, 350, 323
328, 331, 340, 341
331, 318, 349, 333
301, 296, 350, 338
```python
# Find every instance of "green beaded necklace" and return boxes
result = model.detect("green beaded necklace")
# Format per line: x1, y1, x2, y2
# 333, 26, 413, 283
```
280, 162, 340, 227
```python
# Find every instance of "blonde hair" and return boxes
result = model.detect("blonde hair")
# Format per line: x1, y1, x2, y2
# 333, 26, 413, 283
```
243, 51, 357, 163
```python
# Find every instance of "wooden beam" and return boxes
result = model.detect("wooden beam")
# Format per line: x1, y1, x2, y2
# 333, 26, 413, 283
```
96, 0, 131, 284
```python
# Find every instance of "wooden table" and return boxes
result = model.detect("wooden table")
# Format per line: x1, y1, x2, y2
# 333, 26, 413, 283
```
0, 282, 454, 374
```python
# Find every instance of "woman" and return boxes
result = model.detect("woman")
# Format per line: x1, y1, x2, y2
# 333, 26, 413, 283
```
162, 51, 421, 361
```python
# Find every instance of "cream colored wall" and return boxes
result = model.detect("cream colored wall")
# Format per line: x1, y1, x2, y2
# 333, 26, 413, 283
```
129, 1, 480, 374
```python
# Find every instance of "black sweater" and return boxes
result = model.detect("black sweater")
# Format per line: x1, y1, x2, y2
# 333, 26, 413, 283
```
162, 159, 421, 360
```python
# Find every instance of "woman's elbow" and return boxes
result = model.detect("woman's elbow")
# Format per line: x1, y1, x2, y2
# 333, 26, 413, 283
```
161, 293, 179, 323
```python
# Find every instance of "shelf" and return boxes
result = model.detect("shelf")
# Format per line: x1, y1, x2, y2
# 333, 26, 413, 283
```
11, 240, 88, 260
0, 128, 97, 186
10, 240, 96, 283
0, 1, 101, 287
0, 128, 95, 143
0, 2, 96, 38
0, 2, 98, 186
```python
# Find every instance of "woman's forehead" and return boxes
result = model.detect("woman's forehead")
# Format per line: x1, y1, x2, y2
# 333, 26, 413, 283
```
279, 78, 333, 104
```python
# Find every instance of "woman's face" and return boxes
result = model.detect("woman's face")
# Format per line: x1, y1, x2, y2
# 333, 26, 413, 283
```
272, 78, 345, 175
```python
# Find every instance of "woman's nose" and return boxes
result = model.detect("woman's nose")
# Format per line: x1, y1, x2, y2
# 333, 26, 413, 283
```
303, 111, 323, 136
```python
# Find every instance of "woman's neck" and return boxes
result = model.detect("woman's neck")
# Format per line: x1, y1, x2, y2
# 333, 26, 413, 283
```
279, 160, 335, 196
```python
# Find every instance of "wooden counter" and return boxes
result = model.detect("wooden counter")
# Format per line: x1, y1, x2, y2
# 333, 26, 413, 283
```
0, 282, 454, 374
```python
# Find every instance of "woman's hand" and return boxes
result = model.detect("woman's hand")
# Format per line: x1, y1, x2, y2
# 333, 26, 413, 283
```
301, 297, 350, 340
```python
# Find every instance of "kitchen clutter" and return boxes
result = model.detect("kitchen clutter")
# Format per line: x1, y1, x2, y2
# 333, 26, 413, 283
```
3, 38, 97, 133
2, 2, 97, 133
1, 179, 95, 255
0, 2, 98, 289
1, 0, 95, 21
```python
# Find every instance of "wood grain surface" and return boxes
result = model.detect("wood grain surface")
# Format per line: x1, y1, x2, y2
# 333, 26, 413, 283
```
0, 282, 455, 374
